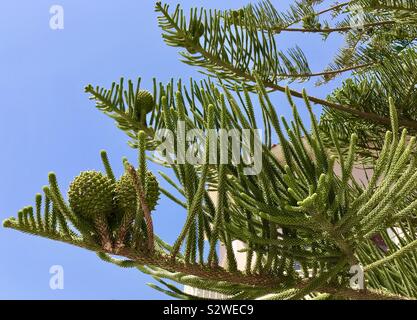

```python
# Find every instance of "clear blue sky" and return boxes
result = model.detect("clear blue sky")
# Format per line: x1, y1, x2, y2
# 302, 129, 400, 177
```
0, 0, 345, 299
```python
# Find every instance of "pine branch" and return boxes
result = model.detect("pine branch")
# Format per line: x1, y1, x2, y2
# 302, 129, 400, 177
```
155, 2, 417, 131
6, 216, 410, 300
359, 0, 417, 13
3, 218, 283, 288
275, 20, 395, 33
364, 238, 417, 272
245, 0, 351, 31
127, 162, 155, 253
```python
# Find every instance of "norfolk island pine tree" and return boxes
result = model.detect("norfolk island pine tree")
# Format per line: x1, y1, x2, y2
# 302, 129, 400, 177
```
3, 1, 417, 300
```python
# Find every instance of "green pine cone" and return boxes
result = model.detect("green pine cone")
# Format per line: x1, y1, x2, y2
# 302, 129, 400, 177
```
68, 171, 115, 220
115, 171, 160, 214
185, 21, 204, 54
145, 172, 160, 211
230, 9, 245, 25
136, 90, 154, 115
190, 21, 204, 39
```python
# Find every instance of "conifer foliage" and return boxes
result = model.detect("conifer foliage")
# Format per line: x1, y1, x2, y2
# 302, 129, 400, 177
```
4, 1, 417, 299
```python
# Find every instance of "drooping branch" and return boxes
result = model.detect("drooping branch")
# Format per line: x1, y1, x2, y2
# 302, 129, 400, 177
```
199, 46, 417, 130
275, 62, 374, 78
274, 20, 396, 33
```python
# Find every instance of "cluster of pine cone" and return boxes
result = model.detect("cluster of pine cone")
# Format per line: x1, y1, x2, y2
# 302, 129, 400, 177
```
67, 169, 160, 252
64, 90, 159, 252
